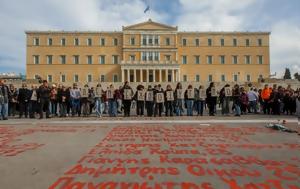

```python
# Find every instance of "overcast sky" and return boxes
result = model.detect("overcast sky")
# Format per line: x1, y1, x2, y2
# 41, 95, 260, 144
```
0, 0, 299, 78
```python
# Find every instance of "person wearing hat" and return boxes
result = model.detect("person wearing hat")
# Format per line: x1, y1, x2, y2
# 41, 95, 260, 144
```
37, 80, 51, 119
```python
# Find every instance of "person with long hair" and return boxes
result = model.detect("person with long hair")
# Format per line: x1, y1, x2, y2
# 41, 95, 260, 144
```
206, 82, 217, 116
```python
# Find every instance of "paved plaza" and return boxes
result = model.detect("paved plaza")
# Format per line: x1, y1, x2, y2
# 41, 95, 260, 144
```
0, 116, 299, 189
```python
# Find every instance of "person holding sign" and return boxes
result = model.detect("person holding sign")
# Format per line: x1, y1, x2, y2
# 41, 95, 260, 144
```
95, 84, 104, 117
164, 84, 174, 116
232, 84, 241, 116
57, 85, 68, 117
174, 83, 184, 116
219, 84, 231, 116
195, 85, 206, 116
154, 84, 164, 117
81, 84, 90, 117
184, 85, 194, 116
206, 82, 217, 116
121, 81, 134, 117
107, 84, 117, 117
145, 85, 154, 117
134, 85, 145, 116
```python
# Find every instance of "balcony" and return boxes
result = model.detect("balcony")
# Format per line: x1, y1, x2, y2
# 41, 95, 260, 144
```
121, 60, 178, 65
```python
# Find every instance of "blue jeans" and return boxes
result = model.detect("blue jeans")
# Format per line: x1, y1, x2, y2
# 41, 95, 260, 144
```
95, 98, 102, 116
71, 98, 81, 116
175, 99, 184, 116
195, 100, 205, 116
0, 103, 8, 119
186, 100, 194, 116
234, 102, 241, 115
108, 99, 117, 117
249, 101, 257, 113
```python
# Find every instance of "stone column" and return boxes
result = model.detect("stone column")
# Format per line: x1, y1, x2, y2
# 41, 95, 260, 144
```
121, 69, 124, 83
134, 69, 136, 82
159, 69, 162, 82
140, 69, 143, 82
165, 69, 168, 82
127, 69, 130, 82
172, 69, 175, 82
178, 69, 181, 82
146, 69, 149, 83
153, 69, 156, 82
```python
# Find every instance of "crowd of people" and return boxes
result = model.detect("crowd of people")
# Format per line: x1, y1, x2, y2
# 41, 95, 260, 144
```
0, 78, 299, 120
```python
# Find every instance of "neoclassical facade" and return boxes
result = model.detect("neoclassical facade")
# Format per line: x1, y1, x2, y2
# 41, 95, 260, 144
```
26, 19, 270, 84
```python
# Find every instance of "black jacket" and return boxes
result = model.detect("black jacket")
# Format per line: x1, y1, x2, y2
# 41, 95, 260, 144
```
37, 85, 51, 99
18, 88, 31, 103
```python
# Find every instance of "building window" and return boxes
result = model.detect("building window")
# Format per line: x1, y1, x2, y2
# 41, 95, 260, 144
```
60, 55, 66, 64
232, 56, 238, 64
73, 55, 79, 64
195, 38, 200, 46
74, 38, 80, 46
87, 74, 92, 82
233, 74, 238, 82
113, 38, 118, 46
207, 56, 213, 64
220, 38, 225, 46
245, 39, 250, 47
166, 38, 170, 46
245, 55, 251, 64
208, 75, 213, 82
183, 75, 187, 82
100, 75, 105, 82
208, 38, 212, 46
48, 38, 52, 46
113, 75, 118, 82
182, 56, 187, 64
112, 55, 119, 64
61, 38, 66, 46
74, 74, 79, 82
195, 75, 200, 82
246, 74, 251, 82
47, 55, 52, 64
258, 55, 263, 64
154, 52, 159, 61
258, 39, 262, 46
148, 37, 153, 45
221, 74, 226, 82
47, 75, 52, 82
130, 37, 135, 45
87, 55, 92, 64
154, 36, 159, 45
142, 36, 147, 46
33, 38, 39, 46
233, 38, 237, 46
61, 74, 66, 82
130, 55, 135, 61
220, 55, 225, 64
100, 38, 105, 46
182, 38, 187, 46
165, 55, 171, 61
142, 52, 147, 61
195, 56, 200, 64
99, 55, 105, 64
87, 38, 92, 46
33, 55, 39, 64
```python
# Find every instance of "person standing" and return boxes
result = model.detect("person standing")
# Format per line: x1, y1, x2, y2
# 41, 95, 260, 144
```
81, 84, 90, 117
0, 79, 10, 120
239, 87, 249, 115
165, 84, 174, 117
70, 83, 81, 117
29, 85, 38, 118
37, 80, 51, 119
145, 85, 154, 117
185, 85, 194, 116
261, 84, 272, 114
174, 83, 184, 116
8, 84, 18, 117
57, 85, 68, 117
232, 84, 241, 116
50, 84, 58, 117
219, 84, 230, 116
135, 85, 145, 116
18, 83, 31, 118
206, 82, 217, 116
154, 84, 164, 117
247, 88, 258, 114
107, 84, 117, 117
95, 84, 104, 117
121, 82, 134, 117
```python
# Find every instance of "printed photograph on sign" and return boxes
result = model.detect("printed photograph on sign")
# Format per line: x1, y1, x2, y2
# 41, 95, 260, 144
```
225, 87, 232, 97
177, 89, 183, 99
166, 91, 174, 101
187, 89, 194, 99
156, 93, 164, 103
124, 89, 132, 100
106, 89, 114, 99
95, 87, 102, 97
199, 89, 206, 99
146, 91, 153, 101
137, 90, 145, 101
211, 87, 217, 97
81, 87, 89, 98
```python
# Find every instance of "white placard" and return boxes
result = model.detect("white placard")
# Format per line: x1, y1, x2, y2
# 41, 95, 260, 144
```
225, 87, 232, 97
146, 91, 154, 101
137, 90, 145, 101
81, 87, 89, 98
166, 91, 174, 101
155, 93, 164, 103
199, 89, 206, 99
124, 89, 133, 100
95, 87, 102, 97
187, 89, 194, 99
211, 87, 217, 97
106, 89, 114, 99
176, 89, 184, 99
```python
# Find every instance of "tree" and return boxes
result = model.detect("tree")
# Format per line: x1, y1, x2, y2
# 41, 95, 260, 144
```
283, 68, 292, 79
294, 73, 300, 81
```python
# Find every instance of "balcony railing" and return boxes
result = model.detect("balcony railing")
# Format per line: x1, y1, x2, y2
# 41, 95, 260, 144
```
121, 60, 178, 64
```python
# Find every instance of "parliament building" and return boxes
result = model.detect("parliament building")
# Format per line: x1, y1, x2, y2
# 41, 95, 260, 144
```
26, 19, 270, 85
